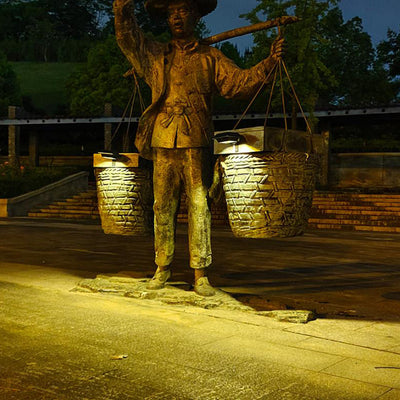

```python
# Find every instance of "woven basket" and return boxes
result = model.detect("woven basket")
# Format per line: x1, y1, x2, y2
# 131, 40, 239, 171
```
221, 152, 318, 238
94, 154, 153, 236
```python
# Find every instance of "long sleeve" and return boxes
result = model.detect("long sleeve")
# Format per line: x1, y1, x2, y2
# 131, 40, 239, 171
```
113, 0, 161, 83
213, 48, 277, 100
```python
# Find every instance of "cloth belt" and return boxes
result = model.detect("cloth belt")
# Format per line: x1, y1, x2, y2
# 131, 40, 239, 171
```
160, 104, 192, 136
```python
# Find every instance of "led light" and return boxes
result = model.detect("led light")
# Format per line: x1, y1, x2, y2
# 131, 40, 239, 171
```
212, 131, 243, 144
99, 151, 120, 161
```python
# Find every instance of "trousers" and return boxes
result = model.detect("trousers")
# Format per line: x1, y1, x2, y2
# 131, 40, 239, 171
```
153, 147, 213, 269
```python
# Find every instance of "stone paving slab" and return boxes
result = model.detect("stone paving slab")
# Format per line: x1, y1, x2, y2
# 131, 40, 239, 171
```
1, 220, 400, 398
379, 389, 400, 400
285, 319, 400, 351
279, 371, 390, 400
202, 335, 346, 372
0, 220, 400, 320
296, 337, 400, 365
1, 270, 399, 399
322, 358, 400, 389
193, 318, 309, 346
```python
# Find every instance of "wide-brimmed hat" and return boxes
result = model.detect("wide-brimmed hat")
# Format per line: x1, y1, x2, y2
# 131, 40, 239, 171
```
145, 0, 217, 18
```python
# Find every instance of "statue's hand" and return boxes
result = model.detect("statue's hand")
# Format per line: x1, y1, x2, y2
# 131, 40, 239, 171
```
270, 37, 285, 62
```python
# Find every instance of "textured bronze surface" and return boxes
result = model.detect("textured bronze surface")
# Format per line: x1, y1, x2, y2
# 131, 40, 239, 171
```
95, 166, 153, 236
113, 0, 283, 287
221, 153, 318, 238
113, 0, 283, 160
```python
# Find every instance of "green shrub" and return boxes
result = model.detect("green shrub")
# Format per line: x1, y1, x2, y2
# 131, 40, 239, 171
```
0, 52, 20, 116
0, 163, 81, 198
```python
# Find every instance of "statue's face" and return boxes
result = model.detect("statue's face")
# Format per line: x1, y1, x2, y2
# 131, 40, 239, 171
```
167, 0, 198, 39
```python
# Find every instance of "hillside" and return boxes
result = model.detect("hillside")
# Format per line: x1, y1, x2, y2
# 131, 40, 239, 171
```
11, 62, 82, 116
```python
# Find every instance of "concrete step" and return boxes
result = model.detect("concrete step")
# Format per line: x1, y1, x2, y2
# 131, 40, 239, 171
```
35, 208, 99, 215
308, 222, 400, 233
48, 203, 97, 210
312, 205, 400, 212
28, 212, 99, 220
27, 186, 99, 221
310, 214, 400, 223
313, 197, 400, 203
65, 198, 97, 204
313, 203, 400, 208
308, 217, 400, 228
28, 188, 400, 234
314, 193, 400, 199
310, 192, 400, 233
71, 190, 97, 198
310, 209, 400, 217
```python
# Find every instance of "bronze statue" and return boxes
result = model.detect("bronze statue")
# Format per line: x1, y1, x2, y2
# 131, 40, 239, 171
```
113, 0, 284, 296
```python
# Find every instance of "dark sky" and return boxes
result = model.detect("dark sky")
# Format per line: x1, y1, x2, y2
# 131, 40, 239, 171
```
203, 0, 400, 52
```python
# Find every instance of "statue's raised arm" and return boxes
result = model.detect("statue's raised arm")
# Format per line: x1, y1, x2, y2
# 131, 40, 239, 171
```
113, 0, 161, 80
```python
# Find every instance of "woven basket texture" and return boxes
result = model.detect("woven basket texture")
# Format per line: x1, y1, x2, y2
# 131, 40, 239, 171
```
221, 152, 318, 238
95, 167, 153, 236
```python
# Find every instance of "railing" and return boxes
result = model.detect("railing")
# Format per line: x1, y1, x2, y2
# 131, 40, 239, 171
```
2, 104, 400, 189
1, 106, 400, 126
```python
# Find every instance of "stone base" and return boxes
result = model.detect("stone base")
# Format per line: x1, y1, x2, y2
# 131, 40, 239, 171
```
74, 271, 253, 312
73, 271, 315, 323
257, 310, 315, 324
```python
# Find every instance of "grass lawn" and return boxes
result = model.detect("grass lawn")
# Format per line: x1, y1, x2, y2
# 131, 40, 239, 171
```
11, 62, 82, 116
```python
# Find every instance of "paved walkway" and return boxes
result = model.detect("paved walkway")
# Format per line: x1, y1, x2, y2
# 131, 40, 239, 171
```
0, 218, 399, 320
0, 219, 400, 399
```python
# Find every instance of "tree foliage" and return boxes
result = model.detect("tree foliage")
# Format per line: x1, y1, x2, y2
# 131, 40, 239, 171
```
216, 42, 245, 68
378, 27, 400, 79
0, 0, 109, 62
317, 7, 396, 107
242, 0, 338, 122
242, 0, 397, 114
0, 51, 20, 116
377, 27, 400, 101
0, 0, 209, 63
67, 2, 210, 117
66, 36, 137, 117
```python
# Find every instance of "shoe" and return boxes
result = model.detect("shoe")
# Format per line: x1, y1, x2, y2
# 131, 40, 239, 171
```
194, 277, 216, 297
146, 268, 171, 290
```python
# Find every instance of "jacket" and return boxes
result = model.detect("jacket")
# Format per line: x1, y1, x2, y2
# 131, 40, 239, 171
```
114, 0, 275, 159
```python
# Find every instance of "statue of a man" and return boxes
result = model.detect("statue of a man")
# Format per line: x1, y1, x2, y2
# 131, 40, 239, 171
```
113, 0, 283, 296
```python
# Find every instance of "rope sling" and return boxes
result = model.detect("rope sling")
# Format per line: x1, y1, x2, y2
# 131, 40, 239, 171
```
218, 33, 319, 238
111, 70, 146, 152
94, 72, 153, 236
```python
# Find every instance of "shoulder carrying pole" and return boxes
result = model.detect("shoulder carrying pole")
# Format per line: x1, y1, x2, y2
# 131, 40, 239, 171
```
201, 16, 300, 46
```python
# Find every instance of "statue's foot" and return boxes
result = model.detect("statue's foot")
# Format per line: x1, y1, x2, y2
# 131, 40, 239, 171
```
146, 268, 171, 290
194, 277, 216, 297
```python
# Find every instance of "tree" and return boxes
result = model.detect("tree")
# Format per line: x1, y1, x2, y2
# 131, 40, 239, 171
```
67, 5, 211, 116
377, 27, 400, 101
243, 0, 397, 118
0, 0, 210, 62
101, 0, 209, 38
0, 51, 20, 116
318, 7, 396, 107
0, 0, 109, 62
377, 28, 400, 79
242, 0, 338, 128
66, 36, 139, 117
216, 42, 245, 68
